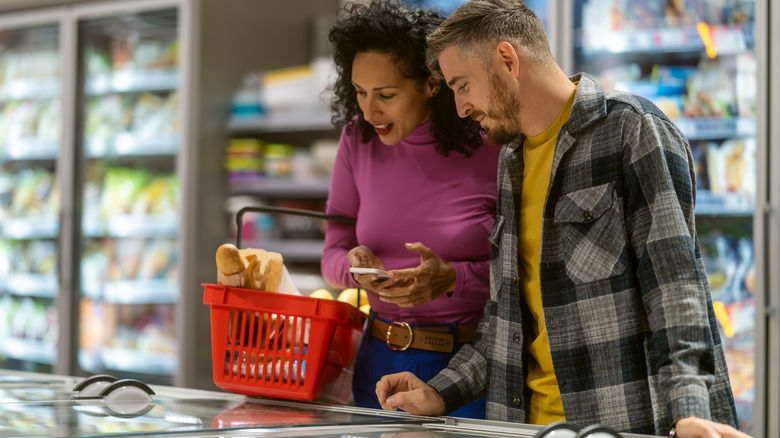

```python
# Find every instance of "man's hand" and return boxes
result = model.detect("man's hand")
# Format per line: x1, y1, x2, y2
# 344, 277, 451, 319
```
674, 417, 752, 438
375, 371, 447, 416
375, 242, 455, 308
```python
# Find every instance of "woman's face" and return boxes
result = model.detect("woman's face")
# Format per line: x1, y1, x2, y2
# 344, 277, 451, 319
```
351, 51, 434, 145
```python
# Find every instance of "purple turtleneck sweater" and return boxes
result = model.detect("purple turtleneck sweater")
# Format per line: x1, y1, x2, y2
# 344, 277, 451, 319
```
321, 120, 500, 325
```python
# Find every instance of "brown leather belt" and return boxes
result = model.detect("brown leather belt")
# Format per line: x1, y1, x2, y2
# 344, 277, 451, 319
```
371, 318, 478, 353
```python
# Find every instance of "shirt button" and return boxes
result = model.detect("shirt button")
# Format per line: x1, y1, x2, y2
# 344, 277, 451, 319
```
512, 276, 518, 284
549, 319, 555, 328
513, 333, 520, 343
513, 398, 522, 407
583, 210, 592, 220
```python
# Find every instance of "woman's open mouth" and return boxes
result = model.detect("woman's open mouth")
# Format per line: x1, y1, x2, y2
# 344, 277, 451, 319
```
373, 123, 393, 136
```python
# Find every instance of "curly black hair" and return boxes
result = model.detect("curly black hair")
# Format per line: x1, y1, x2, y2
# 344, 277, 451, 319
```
328, 0, 483, 157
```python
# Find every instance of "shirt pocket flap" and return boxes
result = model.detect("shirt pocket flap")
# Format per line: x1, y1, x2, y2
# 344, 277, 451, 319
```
554, 182, 615, 224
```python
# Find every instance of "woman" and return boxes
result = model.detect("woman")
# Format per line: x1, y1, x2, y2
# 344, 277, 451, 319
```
320, 0, 500, 418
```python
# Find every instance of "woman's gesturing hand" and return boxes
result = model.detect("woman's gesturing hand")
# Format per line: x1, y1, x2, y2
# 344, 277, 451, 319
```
375, 242, 455, 308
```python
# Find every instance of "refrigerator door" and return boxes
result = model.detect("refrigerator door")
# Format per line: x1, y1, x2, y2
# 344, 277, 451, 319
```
571, 0, 757, 432
75, 6, 180, 385
0, 15, 63, 373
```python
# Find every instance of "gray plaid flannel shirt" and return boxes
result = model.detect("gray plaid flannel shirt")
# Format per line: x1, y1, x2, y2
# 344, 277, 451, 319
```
428, 74, 739, 435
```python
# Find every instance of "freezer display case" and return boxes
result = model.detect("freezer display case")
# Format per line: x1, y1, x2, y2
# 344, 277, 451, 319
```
75, 7, 180, 384
0, 369, 664, 438
0, 19, 62, 373
570, 0, 757, 432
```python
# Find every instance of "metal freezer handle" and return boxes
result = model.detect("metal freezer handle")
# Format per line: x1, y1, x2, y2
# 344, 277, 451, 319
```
235, 205, 356, 248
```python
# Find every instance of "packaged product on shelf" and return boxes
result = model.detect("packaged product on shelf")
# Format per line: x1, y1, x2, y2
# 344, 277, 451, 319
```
225, 138, 265, 186
134, 39, 178, 70
230, 72, 264, 119
131, 91, 179, 141
10, 169, 59, 218
706, 137, 756, 201
85, 95, 125, 150
735, 52, 756, 117
625, 0, 665, 28
683, 56, 738, 118
136, 239, 177, 280
131, 173, 179, 217
277, 200, 327, 240
310, 139, 339, 179
264, 143, 294, 178
28, 240, 56, 275
100, 167, 150, 217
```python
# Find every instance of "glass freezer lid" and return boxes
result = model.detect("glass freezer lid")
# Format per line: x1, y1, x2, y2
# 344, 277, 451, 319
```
0, 385, 432, 437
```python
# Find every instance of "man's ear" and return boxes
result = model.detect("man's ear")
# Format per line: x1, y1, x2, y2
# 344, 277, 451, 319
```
425, 74, 442, 97
495, 41, 521, 78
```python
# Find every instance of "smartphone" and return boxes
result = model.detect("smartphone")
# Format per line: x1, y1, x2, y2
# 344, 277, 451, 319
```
349, 267, 390, 280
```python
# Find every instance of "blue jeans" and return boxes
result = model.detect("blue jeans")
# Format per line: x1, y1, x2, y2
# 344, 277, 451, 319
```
352, 315, 487, 419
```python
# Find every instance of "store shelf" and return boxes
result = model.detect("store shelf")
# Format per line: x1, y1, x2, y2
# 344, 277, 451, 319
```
0, 216, 59, 240
0, 336, 55, 365
82, 214, 179, 238
580, 23, 752, 56
695, 191, 754, 217
0, 141, 59, 162
0, 78, 60, 101
1, 274, 57, 298
102, 279, 178, 304
82, 279, 178, 303
242, 238, 325, 263
674, 117, 756, 140
229, 178, 330, 199
228, 111, 333, 134
85, 133, 179, 158
84, 68, 178, 95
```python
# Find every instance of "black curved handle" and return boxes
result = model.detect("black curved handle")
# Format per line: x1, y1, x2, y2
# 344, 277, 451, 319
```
72, 374, 118, 393
99, 379, 156, 397
235, 205, 355, 248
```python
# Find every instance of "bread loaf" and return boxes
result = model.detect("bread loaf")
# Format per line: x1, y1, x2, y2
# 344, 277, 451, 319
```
215, 243, 284, 291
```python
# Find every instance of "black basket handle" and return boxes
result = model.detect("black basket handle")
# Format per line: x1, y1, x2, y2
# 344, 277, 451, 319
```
236, 206, 356, 248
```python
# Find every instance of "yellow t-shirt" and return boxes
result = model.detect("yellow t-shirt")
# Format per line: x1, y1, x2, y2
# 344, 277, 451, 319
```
519, 86, 576, 425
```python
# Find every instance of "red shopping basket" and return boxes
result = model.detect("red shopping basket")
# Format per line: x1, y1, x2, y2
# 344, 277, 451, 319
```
203, 206, 366, 404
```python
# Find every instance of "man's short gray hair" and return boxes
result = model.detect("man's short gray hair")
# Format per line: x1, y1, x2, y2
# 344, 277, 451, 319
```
426, 0, 555, 74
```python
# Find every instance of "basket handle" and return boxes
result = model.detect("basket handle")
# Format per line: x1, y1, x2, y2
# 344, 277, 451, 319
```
236, 205, 356, 248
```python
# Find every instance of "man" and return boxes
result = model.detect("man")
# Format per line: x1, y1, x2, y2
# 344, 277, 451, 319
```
375, 1, 750, 437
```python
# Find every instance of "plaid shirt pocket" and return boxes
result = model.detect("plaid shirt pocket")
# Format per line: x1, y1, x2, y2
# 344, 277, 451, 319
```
553, 181, 627, 284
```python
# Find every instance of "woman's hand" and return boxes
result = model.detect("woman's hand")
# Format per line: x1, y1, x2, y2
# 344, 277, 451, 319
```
376, 242, 455, 308
348, 246, 392, 291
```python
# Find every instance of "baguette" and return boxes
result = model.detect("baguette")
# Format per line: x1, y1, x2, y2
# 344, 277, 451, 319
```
215, 243, 284, 291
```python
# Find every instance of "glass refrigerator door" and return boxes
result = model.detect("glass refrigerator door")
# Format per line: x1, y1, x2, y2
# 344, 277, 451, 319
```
76, 8, 180, 385
0, 22, 62, 372
572, 0, 756, 432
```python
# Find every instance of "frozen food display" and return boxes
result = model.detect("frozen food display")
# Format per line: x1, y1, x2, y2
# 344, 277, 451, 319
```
77, 8, 181, 384
0, 22, 62, 372
573, 0, 757, 432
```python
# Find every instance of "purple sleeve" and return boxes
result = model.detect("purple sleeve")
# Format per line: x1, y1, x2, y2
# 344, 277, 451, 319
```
450, 259, 491, 305
321, 130, 361, 289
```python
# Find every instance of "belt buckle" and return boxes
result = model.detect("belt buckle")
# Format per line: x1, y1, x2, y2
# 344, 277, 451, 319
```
386, 321, 413, 351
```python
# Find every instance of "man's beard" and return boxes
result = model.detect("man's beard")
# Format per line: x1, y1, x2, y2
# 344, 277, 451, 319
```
478, 70, 523, 145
